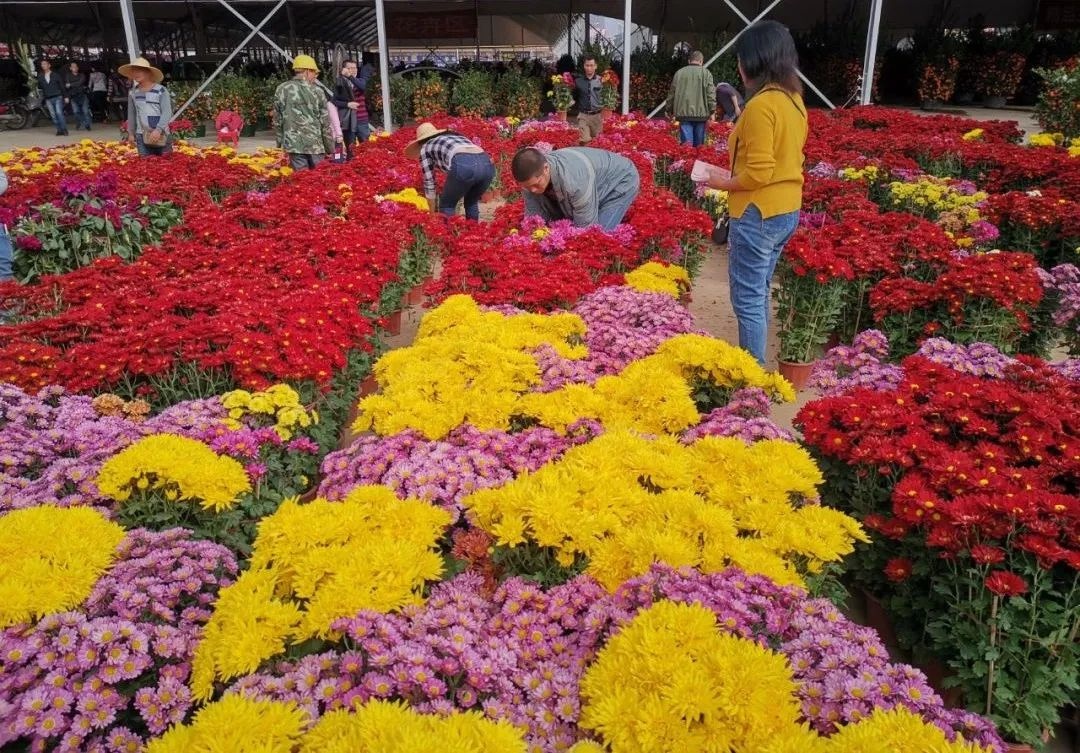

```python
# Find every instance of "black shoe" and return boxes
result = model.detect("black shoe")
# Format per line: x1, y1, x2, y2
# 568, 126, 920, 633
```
85, 125, 91, 131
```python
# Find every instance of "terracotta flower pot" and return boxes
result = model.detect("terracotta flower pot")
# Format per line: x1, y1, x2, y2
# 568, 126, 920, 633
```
1004, 744, 1036, 753
384, 310, 402, 336
601, 107, 613, 118
358, 374, 378, 396
555, 110, 568, 122
777, 360, 814, 391
406, 284, 426, 306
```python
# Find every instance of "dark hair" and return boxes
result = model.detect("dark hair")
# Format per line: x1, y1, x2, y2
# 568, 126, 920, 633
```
342, 59, 357, 69
582, 55, 597, 65
735, 20, 801, 96
511, 148, 547, 181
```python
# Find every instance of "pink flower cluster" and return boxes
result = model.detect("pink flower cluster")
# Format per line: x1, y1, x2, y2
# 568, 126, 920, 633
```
226, 565, 1003, 753
681, 387, 794, 444
317, 422, 600, 521
232, 573, 608, 752
0, 529, 238, 751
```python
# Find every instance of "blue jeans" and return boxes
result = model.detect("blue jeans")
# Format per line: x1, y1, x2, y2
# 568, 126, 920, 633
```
69, 93, 92, 129
135, 133, 173, 157
440, 152, 495, 221
354, 122, 370, 143
678, 119, 707, 147
0, 226, 13, 281
596, 170, 641, 230
728, 203, 800, 364
44, 96, 66, 132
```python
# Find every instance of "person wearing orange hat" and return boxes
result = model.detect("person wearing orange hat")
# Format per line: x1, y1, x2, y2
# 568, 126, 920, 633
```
119, 57, 172, 156
404, 122, 495, 221
273, 54, 334, 171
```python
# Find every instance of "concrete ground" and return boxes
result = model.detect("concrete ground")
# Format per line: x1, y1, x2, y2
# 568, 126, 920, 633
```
0, 104, 1042, 154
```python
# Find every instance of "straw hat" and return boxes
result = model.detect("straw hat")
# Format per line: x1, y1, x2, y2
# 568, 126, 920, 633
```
404, 122, 449, 158
118, 57, 163, 84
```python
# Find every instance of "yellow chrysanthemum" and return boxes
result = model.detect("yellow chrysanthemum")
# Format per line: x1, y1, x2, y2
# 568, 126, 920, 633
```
96, 434, 251, 512
298, 700, 527, 752
144, 695, 307, 753
579, 600, 802, 751
378, 187, 431, 211
961, 128, 984, 141
838, 164, 880, 182
826, 708, 995, 752
0, 507, 125, 627
888, 176, 987, 216
623, 261, 691, 298
190, 487, 449, 699
1028, 132, 1064, 148
221, 384, 315, 439
464, 431, 864, 590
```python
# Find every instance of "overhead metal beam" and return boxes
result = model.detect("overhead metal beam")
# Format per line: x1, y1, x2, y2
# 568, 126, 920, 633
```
718, 0, 836, 109
215, 0, 291, 61
647, 0, 784, 119
172, 0, 286, 121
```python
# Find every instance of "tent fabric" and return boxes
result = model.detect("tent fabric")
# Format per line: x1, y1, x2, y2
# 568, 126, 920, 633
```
0, 0, 1050, 52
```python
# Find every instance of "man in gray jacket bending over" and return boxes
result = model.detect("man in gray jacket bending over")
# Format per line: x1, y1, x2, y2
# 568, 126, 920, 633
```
511, 147, 640, 231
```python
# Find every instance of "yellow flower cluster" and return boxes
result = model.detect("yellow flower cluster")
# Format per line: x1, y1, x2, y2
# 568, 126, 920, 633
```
623, 261, 691, 298
0, 507, 125, 627
465, 431, 865, 590
378, 187, 431, 211
190, 486, 449, 698
354, 295, 586, 439
145, 694, 307, 753
0, 140, 135, 178
1069, 136, 1080, 158
888, 176, 988, 215
838, 164, 881, 182
356, 297, 792, 440
0, 141, 288, 182
170, 143, 292, 178
962, 128, 985, 141
579, 600, 803, 749
147, 696, 526, 753
575, 601, 993, 753
1028, 132, 1064, 147
221, 384, 316, 440
702, 187, 729, 216
96, 434, 251, 512
299, 700, 527, 752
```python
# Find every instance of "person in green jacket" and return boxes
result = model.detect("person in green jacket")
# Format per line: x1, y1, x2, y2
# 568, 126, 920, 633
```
273, 54, 333, 171
668, 51, 717, 147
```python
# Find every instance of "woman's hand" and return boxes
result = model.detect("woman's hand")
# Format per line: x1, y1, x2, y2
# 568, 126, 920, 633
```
707, 167, 733, 190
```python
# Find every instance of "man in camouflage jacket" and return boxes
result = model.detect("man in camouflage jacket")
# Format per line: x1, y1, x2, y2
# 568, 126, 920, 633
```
274, 55, 333, 171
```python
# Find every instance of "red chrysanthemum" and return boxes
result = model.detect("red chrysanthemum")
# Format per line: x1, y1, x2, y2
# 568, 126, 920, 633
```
968, 545, 1006, 565
884, 558, 914, 583
984, 570, 1028, 597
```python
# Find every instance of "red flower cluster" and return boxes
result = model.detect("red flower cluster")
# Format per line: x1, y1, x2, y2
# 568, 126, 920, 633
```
798, 356, 1080, 572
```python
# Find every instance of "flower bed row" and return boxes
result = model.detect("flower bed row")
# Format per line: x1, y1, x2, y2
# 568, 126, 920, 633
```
1, 273, 1006, 752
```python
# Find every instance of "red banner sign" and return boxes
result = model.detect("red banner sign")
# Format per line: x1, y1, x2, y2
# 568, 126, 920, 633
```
386, 11, 478, 40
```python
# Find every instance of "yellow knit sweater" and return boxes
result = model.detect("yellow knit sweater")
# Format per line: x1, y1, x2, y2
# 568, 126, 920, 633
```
726, 86, 808, 219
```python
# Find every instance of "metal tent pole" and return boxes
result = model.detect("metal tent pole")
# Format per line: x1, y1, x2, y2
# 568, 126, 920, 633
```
621, 0, 631, 114
375, 0, 394, 132
860, 0, 884, 105
118, 0, 140, 60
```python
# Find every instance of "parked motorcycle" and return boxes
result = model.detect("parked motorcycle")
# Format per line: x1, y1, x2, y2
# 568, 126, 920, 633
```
0, 98, 30, 130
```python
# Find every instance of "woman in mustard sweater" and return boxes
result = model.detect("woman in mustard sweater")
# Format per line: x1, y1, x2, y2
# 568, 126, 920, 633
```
708, 21, 807, 364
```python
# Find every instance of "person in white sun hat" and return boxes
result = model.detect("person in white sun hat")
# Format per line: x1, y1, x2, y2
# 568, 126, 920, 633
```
404, 122, 495, 221
118, 57, 172, 157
